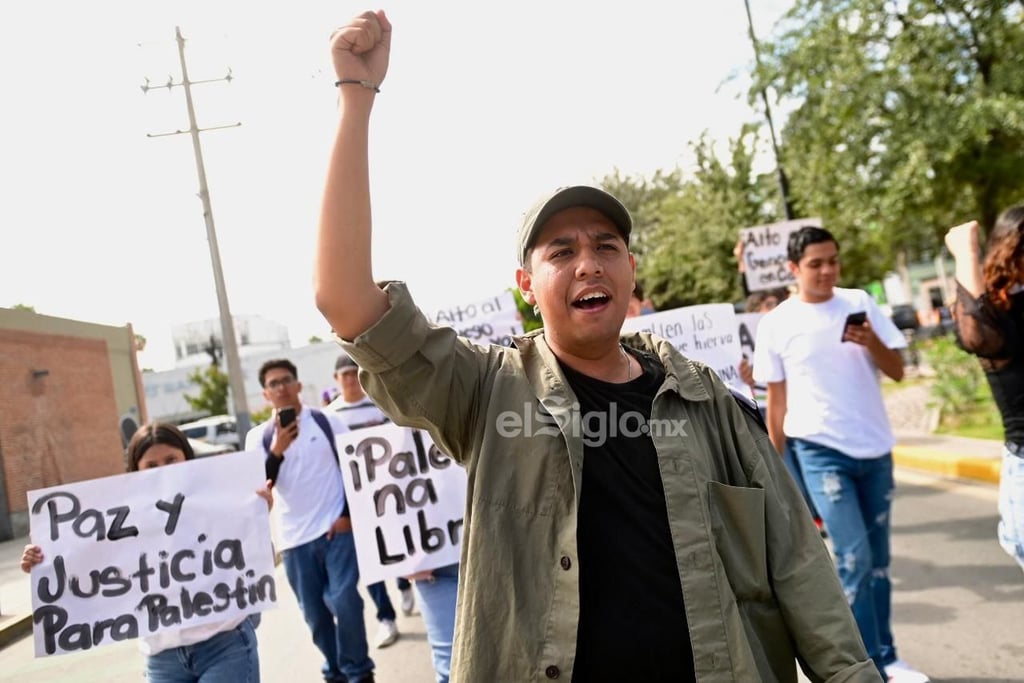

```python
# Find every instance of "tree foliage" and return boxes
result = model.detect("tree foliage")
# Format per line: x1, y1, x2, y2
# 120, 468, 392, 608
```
184, 365, 230, 416
759, 0, 1024, 264
599, 126, 780, 310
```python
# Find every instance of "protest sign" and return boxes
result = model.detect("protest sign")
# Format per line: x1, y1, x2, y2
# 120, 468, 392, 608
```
338, 424, 466, 585
431, 291, 523, 347
622, 303, 749, 395
740, 217, 822, 292
25, 450, 275, 657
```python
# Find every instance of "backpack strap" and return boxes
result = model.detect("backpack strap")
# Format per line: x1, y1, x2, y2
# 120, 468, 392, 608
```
309, 408, 340, 463
306, 408, 350, 518
730, 387, 768, 434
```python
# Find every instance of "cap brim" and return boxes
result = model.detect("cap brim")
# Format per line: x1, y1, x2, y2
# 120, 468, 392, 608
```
518, 186, 632, 265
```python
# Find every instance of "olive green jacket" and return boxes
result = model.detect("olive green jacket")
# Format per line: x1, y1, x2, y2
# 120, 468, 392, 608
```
342, 282, 881, 683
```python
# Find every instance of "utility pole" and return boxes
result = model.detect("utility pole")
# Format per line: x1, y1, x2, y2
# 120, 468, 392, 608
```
742, 0, 795, 220
142, 27, 251, 438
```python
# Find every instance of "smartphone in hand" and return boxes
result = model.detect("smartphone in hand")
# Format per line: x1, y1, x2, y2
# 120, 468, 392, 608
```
278, 406, 297, 428
841, 311, 867, 341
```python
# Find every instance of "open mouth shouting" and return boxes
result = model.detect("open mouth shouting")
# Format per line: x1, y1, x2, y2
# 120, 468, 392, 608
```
572, 290, 612, 311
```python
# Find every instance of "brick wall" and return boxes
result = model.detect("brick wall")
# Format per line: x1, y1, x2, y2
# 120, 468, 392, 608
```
0, 329, 124, 535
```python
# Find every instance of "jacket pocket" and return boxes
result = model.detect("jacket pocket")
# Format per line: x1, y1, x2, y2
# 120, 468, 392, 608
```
707, 481, 771, 601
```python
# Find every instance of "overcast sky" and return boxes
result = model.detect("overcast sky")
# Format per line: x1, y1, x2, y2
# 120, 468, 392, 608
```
1, 1, 792, 371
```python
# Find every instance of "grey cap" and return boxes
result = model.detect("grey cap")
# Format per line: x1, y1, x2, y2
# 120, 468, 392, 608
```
516, 185, 633, 266
335, 354, 357, 372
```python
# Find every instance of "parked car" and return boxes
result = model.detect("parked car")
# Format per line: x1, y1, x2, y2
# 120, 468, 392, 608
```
178, 415, 240, 451
187, 437, 236, 458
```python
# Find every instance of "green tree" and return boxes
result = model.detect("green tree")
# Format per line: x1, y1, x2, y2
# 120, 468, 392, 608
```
184, 365, 230, 416
12, 303, 36, 312
599, 126, 779, 309
759, 0, 1024, 273
308, 335, 324, 344
250, 405, 273, 425
511, 288, 543, 332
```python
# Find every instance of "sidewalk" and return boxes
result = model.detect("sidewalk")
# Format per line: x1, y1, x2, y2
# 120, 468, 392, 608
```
0, 431, 1005, 652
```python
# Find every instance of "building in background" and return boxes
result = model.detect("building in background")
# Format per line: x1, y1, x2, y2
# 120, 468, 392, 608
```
172, 314, 290, 368
144, 340, 343, 425
0, 308, 146, 541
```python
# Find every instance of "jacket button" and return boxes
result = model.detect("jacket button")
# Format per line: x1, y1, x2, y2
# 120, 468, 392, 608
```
559, 555, 572, 570
545, 665, 560, 679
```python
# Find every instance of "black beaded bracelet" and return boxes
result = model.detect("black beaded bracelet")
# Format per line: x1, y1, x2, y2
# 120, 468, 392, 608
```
335, 79, 380, 93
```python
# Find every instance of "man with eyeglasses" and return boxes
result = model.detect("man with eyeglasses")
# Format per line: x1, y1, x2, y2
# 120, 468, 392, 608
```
244, 358, 376, 683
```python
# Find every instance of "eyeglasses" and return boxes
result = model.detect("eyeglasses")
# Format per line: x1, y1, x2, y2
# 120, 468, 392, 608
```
266, 376, 296, 391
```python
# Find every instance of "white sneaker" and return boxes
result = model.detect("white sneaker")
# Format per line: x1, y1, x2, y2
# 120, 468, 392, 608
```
400, 586, 416, 616
885, 659, 929, 683
374, 619, 399, 648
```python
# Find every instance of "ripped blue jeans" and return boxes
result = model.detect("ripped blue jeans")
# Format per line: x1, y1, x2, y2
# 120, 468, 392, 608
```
792, 439, 896, 674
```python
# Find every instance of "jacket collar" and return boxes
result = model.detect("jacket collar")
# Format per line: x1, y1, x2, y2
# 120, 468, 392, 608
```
512, 329, 712, 403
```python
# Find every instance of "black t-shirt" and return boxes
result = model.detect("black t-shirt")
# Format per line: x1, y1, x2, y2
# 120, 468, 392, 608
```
560, 348, 696, 682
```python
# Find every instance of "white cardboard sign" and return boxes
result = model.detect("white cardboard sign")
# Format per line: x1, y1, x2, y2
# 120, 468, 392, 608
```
337, 424, 466, 584
26, 451, 276, 657
622, 303, 748, 395
740, 217, 822, 292
431, 291, 523, 347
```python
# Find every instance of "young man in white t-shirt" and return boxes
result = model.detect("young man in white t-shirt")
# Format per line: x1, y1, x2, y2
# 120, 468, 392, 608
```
244, 358, 375, 683
753, 226, 928, 683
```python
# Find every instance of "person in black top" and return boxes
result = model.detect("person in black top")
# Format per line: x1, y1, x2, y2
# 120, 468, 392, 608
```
946, 205, 1024, 572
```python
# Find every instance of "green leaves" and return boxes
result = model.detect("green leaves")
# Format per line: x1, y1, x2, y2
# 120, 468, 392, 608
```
183, 365, 230, 417
762, 0, 1024, 253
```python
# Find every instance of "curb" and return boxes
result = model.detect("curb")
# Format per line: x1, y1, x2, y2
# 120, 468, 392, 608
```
893, 445, 1001, 485
0, 613, 32, 651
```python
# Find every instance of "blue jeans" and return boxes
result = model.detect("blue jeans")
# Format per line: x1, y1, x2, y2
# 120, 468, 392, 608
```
281, 532, 375, 683
792, 439, 896, 675
415, 563, 459, 683
145, 617, 259, 682
998, 446, 1024, 572
366, 577, 411, 621
782, 438, 820, 521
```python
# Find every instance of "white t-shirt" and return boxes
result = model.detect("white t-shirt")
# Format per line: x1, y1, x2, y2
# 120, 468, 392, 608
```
326, 394, 389, 430
245, 406, 349, 551
752, 287, 907, 459
138, 615, 249, 656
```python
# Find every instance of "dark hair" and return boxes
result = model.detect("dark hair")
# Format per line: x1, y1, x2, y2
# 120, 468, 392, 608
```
983, 205, 1024, 311
126, 422, 195, 472
258, 359, 298, 387
788, 226, 839, 263
632, 280, 645, 301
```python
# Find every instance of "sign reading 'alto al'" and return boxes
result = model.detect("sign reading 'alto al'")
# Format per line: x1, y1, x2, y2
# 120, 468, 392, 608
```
740, 217, 822, 292
25, 451, 276, 657
431, 290, 523, 347
338, 424, 467, 585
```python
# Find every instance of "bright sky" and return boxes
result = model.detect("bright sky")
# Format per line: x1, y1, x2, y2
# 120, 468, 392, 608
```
2, 1, 792, 371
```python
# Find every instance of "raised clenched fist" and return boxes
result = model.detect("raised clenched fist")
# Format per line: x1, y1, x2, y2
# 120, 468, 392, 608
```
330, 10, 392, 93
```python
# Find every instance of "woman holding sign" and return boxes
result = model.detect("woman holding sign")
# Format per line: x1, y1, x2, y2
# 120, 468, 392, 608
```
21, 422, 272, 683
